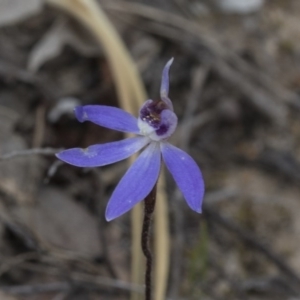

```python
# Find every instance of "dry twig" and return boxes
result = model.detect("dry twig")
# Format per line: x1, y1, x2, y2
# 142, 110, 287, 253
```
0, 148, 61, 161
204, 206, 300, 294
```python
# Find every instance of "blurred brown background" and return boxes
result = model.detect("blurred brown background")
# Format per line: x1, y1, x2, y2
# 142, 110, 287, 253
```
0, 0, 300, 299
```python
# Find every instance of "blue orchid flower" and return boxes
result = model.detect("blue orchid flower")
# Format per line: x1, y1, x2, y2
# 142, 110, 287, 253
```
56, 59, 205, 221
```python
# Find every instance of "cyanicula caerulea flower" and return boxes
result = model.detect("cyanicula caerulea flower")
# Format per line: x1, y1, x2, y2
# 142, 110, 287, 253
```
56, 59, 205, 221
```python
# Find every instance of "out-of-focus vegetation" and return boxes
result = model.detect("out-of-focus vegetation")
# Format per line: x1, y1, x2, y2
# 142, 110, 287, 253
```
0, 0, 300, 299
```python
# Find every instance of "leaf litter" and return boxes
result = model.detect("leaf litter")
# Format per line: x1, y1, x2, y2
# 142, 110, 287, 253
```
0, 1, 300, 299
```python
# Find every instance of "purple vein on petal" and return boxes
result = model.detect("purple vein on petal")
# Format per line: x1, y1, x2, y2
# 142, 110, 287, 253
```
75, 105, 140, 134
105, 142, 161, 221
56, 137, 150, 167
160, 142, 204, 213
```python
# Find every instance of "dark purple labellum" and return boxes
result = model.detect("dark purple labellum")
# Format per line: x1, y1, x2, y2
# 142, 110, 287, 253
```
140, 100, 169, 129
156, 124, 168, 135
138, 100, 178, 141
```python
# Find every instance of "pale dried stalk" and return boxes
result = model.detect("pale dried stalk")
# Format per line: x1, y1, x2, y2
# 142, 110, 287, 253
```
154, 172, 170, 300
45, 1, 170, 300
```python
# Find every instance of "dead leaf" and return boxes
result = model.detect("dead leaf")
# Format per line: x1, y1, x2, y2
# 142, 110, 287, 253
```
0, 107, 44, 204
216, 0, 264, 14
28, 19, 100, 72
14, 188, 102, 257
0, 291, 18, 300
48, 97, 80, 123
0, 0, 43, 26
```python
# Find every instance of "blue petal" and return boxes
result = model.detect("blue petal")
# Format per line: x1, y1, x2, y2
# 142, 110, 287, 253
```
75, 105, 140, 134
160, 58, 174, 110
161, 142, 204, 213
56, 137, 150, 167
105, 142, 161, 221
